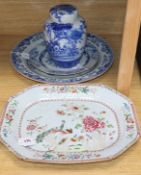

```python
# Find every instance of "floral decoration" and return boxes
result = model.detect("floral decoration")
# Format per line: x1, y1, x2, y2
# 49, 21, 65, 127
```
1, 92, 139, 163
23, 101, 116, 156
2, 100, 18, 137
83, 116, 105, 132
5, 100, 18, 126
26, 117, 47, 136
43, 86, 96, 94
122, 103, 136, 138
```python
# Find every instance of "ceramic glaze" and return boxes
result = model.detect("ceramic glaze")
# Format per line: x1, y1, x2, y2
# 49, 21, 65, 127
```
11, 32, 114, 84
0, 85, 140, 163
44, 4, 87, 68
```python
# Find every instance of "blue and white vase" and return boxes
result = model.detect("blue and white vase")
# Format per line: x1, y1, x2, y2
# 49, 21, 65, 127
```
44, 4, 87, 68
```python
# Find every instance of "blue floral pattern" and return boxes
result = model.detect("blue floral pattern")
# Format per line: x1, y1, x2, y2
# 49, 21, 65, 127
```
11, 32, 114, 84
45, 21, 86, 65
44, 4, 87, 68
50, 4, 77, 23
28, 47, 98, 76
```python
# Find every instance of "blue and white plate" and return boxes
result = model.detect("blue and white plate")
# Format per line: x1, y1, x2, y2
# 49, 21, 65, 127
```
12, 33, 114, 84
28, 48, 98, 76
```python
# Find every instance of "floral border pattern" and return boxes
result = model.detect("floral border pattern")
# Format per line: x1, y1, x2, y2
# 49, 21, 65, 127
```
0, 85, 140, 163
1, 100, 18, 137
122, 103, 136, 139
43, 86, 96, 94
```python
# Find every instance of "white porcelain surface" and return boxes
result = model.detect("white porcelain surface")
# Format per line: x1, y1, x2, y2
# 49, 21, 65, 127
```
0, 85, 140, 164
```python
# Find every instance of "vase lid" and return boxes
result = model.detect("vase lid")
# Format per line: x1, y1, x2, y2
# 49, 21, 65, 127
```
49, 4, 78, 24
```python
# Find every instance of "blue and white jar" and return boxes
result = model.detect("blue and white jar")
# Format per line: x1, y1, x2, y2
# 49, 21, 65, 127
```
44, 4, 87, 68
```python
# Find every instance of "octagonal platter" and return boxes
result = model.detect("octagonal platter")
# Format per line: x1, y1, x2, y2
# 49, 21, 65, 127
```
0, 85, 140, 164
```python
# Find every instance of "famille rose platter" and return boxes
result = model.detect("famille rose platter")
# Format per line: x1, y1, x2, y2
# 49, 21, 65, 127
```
0, 85, 140, 164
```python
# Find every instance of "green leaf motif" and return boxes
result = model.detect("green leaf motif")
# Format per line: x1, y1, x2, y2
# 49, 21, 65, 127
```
69, 144, 82, 147
58, 138, 67, 145
79, 87, 89, 93
97, 117, 104, 121
60, 120, 65, 130
43, 153, 52, 159
5, 121, 11, 126
125, 114, 131, 120
107, 124, 113, 128
128, 133, 134, 138
36, 129, 52, 143
79, 115, 83, 118
11, 100, 18, 106
84, 107, 89, 110
75, 123, 82, 129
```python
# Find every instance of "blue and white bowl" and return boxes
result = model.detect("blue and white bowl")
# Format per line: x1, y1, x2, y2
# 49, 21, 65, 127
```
44, 4, 87, 68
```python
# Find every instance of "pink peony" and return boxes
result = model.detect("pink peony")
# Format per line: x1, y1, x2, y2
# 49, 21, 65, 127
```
6, 114, 13, 122
83, 116, 105, 132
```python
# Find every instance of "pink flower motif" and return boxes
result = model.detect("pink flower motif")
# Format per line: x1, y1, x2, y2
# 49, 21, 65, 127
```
26, 124, 36, 131
83, 116, 105, 132
100, 122, 105, 128
5, 114, 13, 122
57, 110, 65, 115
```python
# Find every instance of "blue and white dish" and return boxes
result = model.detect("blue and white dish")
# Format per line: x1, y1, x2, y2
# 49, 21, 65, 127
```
28, 43, 98, 76
44, 4, 87, 68
12, 32, 114, 84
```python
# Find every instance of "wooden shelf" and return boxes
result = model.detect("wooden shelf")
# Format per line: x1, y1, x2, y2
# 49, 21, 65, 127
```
0, 0, 141, 174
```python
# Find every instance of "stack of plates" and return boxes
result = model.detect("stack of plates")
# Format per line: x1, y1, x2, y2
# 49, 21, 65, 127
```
12, 33, 114, 84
